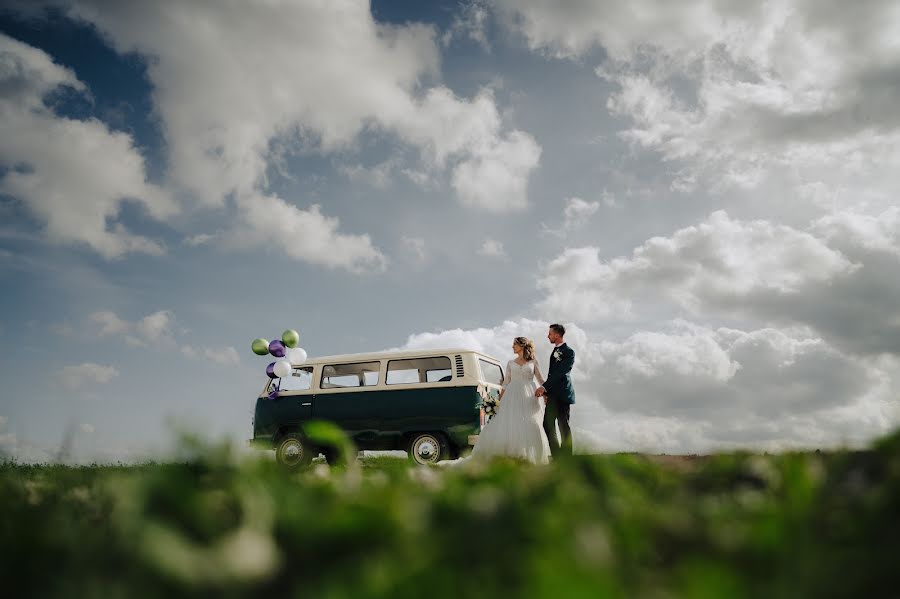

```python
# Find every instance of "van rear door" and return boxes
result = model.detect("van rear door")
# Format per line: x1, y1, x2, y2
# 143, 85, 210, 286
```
477, 358, 504, 429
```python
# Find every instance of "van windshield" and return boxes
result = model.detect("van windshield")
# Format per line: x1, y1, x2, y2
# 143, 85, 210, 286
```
266, 366, 313, 393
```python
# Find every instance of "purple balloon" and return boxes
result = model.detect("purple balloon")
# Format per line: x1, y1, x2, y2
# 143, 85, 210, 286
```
268, 339, 286, 358
266, 362, 278, 379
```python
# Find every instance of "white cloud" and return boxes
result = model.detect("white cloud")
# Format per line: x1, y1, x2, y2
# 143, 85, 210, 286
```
339, 160, 396, 189
564, 197, 601, 225
183, 233, 216, 247
399, 317, 898, 452
90, 309, 176, 347
478, 239, 507, 259
62, 0, 540, 216
537, 208, 900, 356
537, 210, 857, 321
56, 362, 119, 390
451, 130, 541, 212
229, 193, 387, 273
0, 33, 176, 258
402, 236, 427, 264
493, 0, 900, 207
89, 310, 130, 336
181, 345, 240, 366
443, 0, 492, 51
541, 196, 602, 237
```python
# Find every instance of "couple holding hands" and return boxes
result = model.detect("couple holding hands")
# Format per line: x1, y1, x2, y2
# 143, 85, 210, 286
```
471, 324, 576, 464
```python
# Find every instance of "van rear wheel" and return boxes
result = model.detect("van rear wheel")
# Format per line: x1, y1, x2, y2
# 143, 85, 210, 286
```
408, 432, 448, 465
275, 434, 312, 470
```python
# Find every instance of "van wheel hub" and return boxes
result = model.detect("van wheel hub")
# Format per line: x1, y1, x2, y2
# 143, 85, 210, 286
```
410, 434, 443, 465
418, 441, 436, 459
277, 437, 307, 467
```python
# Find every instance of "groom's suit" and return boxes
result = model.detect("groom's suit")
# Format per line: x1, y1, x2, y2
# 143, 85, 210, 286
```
542, 343, 575, 457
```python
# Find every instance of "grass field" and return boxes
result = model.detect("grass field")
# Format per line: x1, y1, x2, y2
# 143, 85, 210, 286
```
2, 428, 899, 598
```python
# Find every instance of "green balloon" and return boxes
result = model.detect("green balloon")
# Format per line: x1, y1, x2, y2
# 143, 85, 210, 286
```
282, 329, 300, 348
251, 338, 270, 355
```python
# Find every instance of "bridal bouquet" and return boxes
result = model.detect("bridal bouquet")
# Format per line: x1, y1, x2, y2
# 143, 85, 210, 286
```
481, 393, 500, 421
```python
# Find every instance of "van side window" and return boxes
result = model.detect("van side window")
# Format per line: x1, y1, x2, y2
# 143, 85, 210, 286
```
387, 356, 453, 385
276, 366, 314, 392
478, 359, 503, 386
321, 361, 380, 388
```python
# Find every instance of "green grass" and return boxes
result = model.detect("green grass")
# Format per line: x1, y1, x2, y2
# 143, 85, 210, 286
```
2, 428, 900, 598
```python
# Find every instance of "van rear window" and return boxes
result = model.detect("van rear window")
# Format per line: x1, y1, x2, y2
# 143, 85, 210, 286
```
387, 356, 452, 385
478, 359, 503, 386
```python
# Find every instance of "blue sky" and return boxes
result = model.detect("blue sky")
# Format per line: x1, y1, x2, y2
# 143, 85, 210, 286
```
2, 0, 899, 461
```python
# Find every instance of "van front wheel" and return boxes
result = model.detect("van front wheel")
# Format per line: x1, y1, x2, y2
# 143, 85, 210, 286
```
275, 434, 312, 470
408, 432, 448, 465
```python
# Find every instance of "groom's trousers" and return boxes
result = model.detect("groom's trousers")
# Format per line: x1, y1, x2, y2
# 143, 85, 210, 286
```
543, 396, 572, 458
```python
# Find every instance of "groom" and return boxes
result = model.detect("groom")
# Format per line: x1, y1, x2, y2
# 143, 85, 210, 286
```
535, 323, 575, 458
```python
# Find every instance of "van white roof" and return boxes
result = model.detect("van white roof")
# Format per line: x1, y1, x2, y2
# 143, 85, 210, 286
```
296, 347, 501, 365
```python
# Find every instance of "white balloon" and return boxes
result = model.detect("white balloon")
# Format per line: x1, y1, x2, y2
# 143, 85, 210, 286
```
273, 360, 292, 378
289, 347, 308, 364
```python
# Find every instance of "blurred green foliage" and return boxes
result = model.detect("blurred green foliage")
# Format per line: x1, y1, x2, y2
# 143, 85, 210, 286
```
2, 427, 900, 598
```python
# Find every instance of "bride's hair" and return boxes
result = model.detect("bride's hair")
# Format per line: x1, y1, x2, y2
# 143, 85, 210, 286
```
514, 336, 535, 361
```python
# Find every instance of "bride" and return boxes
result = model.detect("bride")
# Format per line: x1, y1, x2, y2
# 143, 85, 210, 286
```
471, 337, 551, 464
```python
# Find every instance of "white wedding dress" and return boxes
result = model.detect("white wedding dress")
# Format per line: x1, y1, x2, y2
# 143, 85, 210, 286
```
471, 359, 551, 464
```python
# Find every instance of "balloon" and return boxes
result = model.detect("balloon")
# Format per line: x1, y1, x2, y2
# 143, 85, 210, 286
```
268, 339, 286, 358
251, 338, 270, 355
288, 347, 308, 364
266, 362, 277, 379
274, 360, 292, 378
281, 329, 300, 348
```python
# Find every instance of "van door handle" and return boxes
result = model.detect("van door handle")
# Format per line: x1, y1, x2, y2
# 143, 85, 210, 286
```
301, 402, 311, 406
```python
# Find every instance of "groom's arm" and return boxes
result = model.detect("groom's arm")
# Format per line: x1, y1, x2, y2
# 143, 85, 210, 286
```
540, 349, 575, 394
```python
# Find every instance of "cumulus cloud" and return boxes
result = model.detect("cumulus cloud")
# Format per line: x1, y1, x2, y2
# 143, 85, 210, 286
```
228, 193, 387, 272
399, 317, 897, 452
183, 233, 217, 247
537, 209, 900, 356
537, 210, 858, 320
56, 362, 119, 390
180, 345, 240, 366
443, 0, 492, 51
451, 130, 541, 212
58, 0, 539, 215
90, 309, 177, 347
402, 236, 427, 264
541, 196, 602, 237
339, 160, 397, 190
0, 33, 176, 258
492, 0, 900, 207
478, 239, 507, 259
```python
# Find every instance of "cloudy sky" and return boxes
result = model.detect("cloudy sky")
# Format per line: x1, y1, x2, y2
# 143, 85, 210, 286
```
1, 0, 898, 461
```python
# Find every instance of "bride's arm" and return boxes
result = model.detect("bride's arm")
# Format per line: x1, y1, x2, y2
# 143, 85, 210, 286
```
498, 360, 512, 400
533, 360, 546, 386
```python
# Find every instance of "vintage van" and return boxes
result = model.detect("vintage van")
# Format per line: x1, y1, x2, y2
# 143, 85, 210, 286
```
250, 348, 505, 467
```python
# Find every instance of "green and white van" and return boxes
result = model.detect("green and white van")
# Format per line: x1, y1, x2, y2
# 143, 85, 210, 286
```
250, 348, 505, 467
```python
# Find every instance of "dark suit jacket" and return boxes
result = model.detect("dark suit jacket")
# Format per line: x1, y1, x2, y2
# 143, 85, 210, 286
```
544, 343, 575, 404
